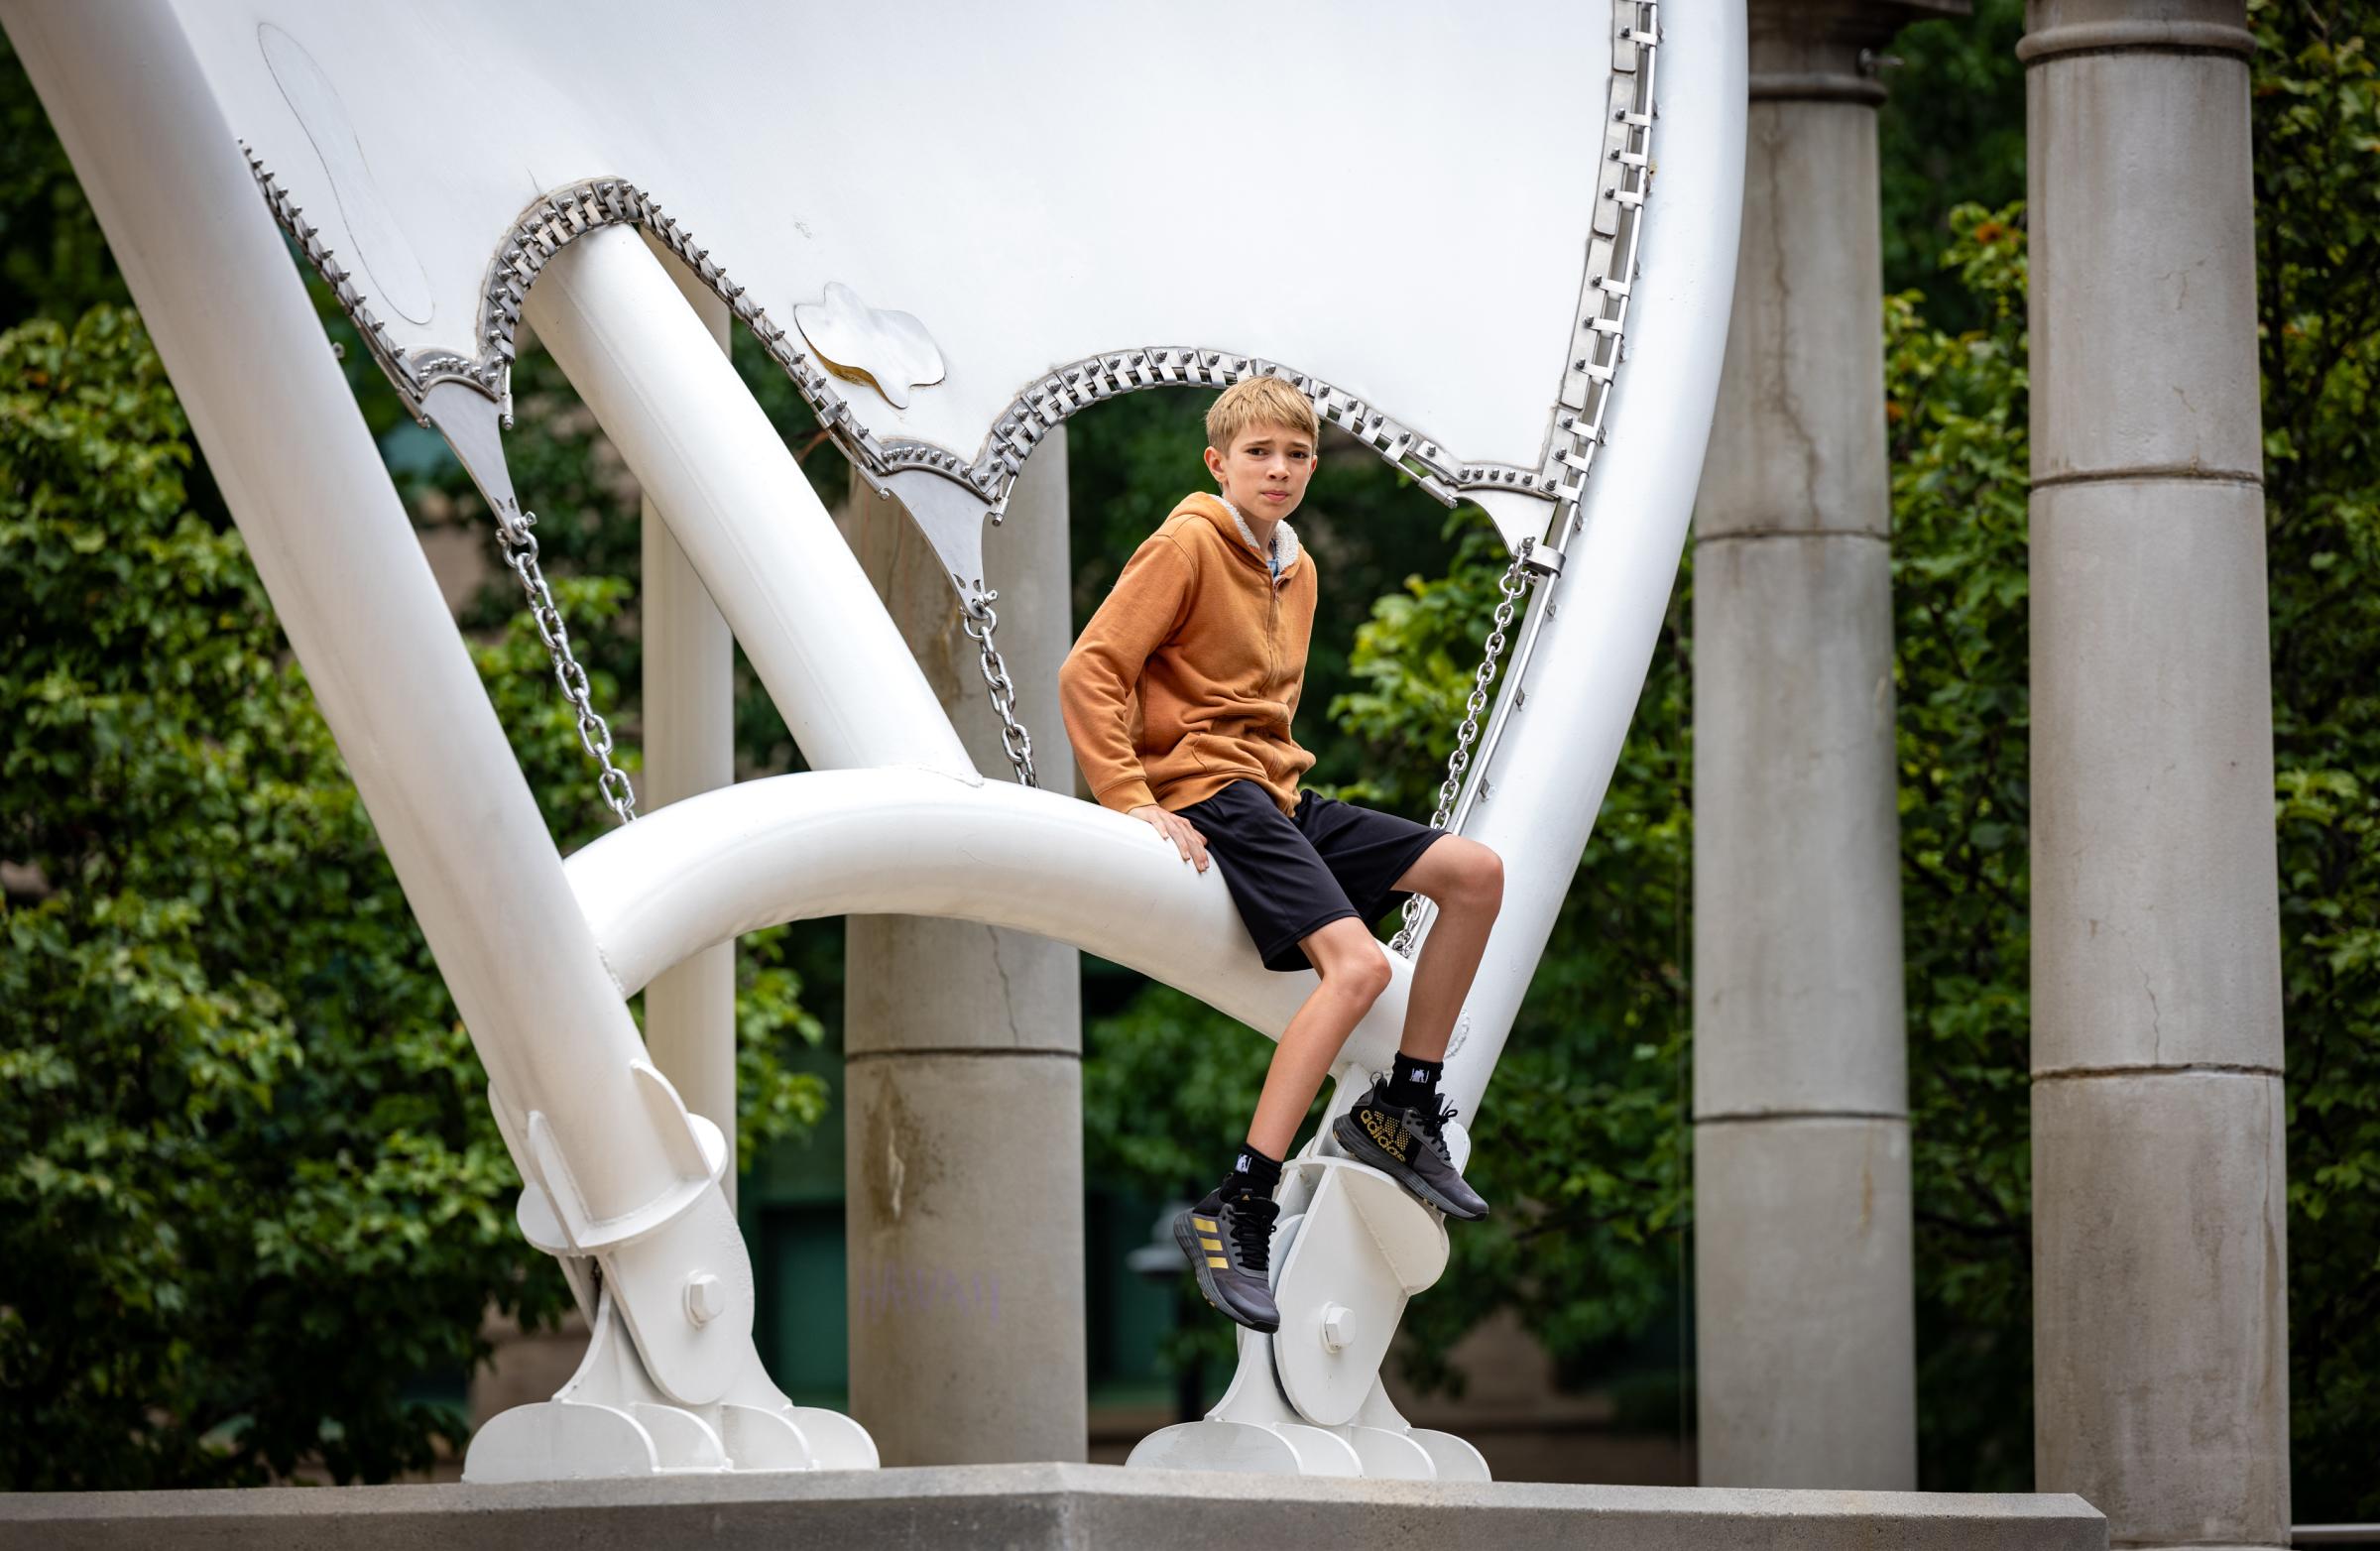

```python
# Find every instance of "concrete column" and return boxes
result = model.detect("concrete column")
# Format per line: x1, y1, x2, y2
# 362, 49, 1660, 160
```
2022, 4, 2288, 1544
640, 259, 738, 1205
1691, 0, 1955, 1490
840, 436, 1087, 1465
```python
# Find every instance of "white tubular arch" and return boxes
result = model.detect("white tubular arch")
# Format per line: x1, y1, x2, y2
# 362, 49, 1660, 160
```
564, 769, 1413, 1070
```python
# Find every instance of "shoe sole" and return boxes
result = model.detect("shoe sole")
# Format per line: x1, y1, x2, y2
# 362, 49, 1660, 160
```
1173, 1212, 1279, 1335
1331, 1115, 1490, 1221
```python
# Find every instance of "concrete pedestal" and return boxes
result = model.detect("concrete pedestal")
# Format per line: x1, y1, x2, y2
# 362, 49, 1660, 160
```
2023, 6, 2288, 1541
840, 436, 1087, 1466
1689, 0, 1957, 1490
0, 1468, 2109, 1551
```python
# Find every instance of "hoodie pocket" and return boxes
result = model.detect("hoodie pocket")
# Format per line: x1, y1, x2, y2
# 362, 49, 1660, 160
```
1189, 732, 1263, 778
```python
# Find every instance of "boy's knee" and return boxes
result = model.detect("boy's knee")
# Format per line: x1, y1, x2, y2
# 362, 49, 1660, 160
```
1325, 941, 1393, 1006
1476, 845, 1504, 906
1452, 839, 1503, 909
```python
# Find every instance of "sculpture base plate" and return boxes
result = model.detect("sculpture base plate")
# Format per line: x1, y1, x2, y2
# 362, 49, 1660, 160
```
4, 1463, 2103, 1551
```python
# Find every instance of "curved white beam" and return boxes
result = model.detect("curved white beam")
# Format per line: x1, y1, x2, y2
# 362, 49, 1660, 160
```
564, 769, 1411, 1071
526, 225, 972, 778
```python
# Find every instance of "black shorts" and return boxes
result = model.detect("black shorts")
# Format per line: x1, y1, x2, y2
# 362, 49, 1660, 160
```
1175, 779, 1446, 972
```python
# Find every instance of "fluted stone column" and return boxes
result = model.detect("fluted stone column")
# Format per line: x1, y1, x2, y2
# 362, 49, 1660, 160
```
640, 260, 737, 1205
2022, 5, 2288, 1544
840, 435, 1087, 1465
1691, 0, 1956, 1490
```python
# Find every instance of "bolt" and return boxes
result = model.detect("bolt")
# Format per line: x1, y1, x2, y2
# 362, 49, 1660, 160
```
684, 1271, 726, 1327
1321, 1304, 1354, 1353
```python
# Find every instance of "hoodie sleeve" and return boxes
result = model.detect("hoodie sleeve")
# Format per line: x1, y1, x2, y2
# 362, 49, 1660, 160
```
1060, 532, 1196, 813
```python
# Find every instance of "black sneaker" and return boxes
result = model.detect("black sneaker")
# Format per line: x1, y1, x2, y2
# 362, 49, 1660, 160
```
1173, 1189, 1280, 1334
1332, 1077, 1490, 1221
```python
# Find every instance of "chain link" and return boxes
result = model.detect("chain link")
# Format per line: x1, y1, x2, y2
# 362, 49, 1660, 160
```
960, 591, 1038, 787
1391, 540, 1536, 957
496, 513, 639, 825
1542, 0, 1661, 523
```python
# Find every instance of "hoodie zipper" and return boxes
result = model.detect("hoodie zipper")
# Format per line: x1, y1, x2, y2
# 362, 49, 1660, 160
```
1210, 498, 1293, 734
1267, 568, 1281, 700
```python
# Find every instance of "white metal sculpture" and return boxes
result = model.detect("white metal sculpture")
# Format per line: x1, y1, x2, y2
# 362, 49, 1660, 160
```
2, 0, 1743, 1483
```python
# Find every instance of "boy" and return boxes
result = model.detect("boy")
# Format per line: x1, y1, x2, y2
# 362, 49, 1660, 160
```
1058, 377, 1504, 1334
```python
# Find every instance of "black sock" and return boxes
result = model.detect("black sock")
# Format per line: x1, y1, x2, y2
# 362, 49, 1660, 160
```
1384, 1052, 1444, 1113
1224, 1142, 1283, 1200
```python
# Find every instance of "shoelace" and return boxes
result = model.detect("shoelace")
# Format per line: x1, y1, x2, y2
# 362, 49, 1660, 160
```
1420, 1098, 1461, 1164
1227, 1194, 1279, 1273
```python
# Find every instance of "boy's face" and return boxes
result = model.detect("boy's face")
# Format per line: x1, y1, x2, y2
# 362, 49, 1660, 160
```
1204, 420, 1319, 524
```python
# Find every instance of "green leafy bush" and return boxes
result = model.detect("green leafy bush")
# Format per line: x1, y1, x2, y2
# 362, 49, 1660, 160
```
2254, 0, 2380, 1518
1887, 205, 2035, 1491
0, 307, 822, 1487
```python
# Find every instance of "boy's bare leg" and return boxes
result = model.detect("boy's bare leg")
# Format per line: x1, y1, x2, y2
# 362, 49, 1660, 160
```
1244, 917, 1391, 1157
1324, 836, 1502, 1221
1391, 836, 1505, 1063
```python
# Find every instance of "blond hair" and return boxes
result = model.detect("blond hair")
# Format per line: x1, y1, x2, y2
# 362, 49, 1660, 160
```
1206, 376, 1319, 452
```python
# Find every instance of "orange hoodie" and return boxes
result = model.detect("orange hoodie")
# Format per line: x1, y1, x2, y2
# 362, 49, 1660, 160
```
1060, 492, 1318, 816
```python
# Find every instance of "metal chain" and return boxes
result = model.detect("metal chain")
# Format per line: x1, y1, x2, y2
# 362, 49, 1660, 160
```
1539, 0, 1661, 543
960, 591, 1038, 787
1391, 540, 1535, 957
496, 513, 639, 825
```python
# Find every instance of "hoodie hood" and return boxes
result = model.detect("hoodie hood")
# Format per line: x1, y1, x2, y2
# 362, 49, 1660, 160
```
1180, 491, 1300, 580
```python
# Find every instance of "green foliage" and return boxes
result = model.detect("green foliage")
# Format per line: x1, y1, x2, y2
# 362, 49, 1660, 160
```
1330, 523, 1536, 811
0, 307, 823, 1488
0, 35, 126, 325
1332, 516, 1697, 1395
1887, 205, 2035, 1491
1876, 0, 2029, 322
2253, 0, 2380, 1519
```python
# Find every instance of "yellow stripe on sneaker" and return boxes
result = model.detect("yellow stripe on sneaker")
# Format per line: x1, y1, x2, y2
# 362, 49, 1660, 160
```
1206, 1256, 1228, 1267
1192, 1217, 1218, 1232
1199, 1237, 1223, 1252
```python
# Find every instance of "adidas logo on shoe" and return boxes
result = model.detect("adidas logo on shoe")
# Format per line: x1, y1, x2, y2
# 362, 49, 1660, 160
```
1358, 1105, 1413, 1162
1332, 1075, 1489, 1222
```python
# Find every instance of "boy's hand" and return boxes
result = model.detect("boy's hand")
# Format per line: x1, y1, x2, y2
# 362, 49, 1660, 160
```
1130, 804, 1210, 874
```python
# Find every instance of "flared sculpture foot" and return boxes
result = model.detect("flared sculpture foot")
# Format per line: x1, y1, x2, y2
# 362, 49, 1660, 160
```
462, 1286, 877, 1482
